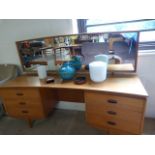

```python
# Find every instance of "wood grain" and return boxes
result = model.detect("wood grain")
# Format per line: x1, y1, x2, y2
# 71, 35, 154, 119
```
57, 89, 84, 102
0, 74, 147, 133
85, 91, 146, 134
86, 113, 142, 134
40, 88, 58, 115
85, 91, 146, 112
0, 75, 148, 97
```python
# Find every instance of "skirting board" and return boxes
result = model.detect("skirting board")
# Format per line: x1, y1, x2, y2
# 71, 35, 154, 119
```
55, 101, 85, 111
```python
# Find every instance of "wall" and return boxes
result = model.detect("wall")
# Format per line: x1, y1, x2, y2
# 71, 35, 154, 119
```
0, 19, 73, 67
137, 53, 155, 118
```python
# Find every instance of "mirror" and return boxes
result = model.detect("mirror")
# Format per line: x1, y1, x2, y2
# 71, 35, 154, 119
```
16, 31, 139, 73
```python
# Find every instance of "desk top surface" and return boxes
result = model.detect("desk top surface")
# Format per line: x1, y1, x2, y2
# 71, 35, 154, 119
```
0, 74, 148, 97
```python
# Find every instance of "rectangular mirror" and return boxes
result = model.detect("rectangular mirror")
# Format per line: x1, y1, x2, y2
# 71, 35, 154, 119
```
16, 31, 139, 73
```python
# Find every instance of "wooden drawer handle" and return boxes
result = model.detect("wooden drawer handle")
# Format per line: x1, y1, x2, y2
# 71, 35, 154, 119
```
107, 99, 117, 104
16, 93, 24, 96
21, 110, 29, 114
107, 121, 116, 126
19, 102, 26, 105
107, 111, 117, 115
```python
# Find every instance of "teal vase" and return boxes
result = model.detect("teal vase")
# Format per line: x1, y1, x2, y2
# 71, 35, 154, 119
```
70, 56, 82, 71
59, 62, 76, 80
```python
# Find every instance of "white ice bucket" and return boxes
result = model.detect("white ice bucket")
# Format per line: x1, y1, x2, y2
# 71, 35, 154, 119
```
37, 65, 47, 79
89, 61, 107, 82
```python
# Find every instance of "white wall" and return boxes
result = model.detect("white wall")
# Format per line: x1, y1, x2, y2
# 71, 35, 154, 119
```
0, 19, 73, 67
137, 53, 155, 118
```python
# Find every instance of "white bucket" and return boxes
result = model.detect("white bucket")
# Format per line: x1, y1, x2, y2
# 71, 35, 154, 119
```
37, 65, 47, 79
94, 54, 109, 65
89, 61, 107, 82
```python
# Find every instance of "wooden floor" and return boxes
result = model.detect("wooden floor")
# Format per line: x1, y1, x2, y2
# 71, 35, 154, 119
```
0, 109, 155, 135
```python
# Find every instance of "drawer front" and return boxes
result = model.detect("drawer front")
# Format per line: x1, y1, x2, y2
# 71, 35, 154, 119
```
86, 113, 141, 134
5, 107, 45, 119
0, 88, 41, 100
85, 91, 145, 113
3, 98, 43, 109
86, 106, 143, 123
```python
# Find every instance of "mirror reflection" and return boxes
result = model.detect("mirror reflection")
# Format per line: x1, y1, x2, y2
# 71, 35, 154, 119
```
16, 31, 139, 72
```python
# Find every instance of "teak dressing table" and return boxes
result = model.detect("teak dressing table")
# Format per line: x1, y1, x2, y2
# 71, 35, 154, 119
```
0, 74, 148, 134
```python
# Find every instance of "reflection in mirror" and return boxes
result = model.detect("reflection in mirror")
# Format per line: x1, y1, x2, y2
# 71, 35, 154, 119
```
16, 31, 139, 73
82, 32, 139, 71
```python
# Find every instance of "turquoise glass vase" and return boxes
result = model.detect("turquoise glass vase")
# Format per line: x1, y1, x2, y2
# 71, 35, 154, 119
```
59, 62, 76, 80
70, 56, 82, 71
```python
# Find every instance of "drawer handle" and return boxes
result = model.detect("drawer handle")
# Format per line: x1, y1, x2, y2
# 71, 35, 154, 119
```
107, 99, 117, 104
107, 111, 117, 115
19, 102, 26, 105
107, 121, 116, 126
21, 110, 29, 114
16, 93, 24, 96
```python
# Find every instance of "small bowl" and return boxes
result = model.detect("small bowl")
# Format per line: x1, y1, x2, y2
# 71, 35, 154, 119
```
74, 76, 86, 85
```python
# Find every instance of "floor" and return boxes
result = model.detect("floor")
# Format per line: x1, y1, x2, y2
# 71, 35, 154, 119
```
0, 109, 155, 135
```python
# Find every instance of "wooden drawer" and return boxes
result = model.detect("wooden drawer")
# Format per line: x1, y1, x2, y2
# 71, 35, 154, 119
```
5, 107, 45, 119
86, 106, 143, 123
0, 88, 41, 100
3, 98, 43, 109
86, 113, 141, 134
85, 91, 145, 113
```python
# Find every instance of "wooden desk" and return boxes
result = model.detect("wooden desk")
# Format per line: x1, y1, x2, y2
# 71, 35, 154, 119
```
0, 75, 148, 134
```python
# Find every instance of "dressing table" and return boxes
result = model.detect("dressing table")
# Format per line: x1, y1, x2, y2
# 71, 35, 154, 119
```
0, 31, 148, 134
0, 74, 148, 134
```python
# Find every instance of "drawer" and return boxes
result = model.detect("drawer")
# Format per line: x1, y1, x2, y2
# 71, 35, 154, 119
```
86, 106, 143, 123
0, 88, 41, 100
3, 98, 43, 109
85, 91, 145, 113
5, 107, 45, 119
86, 113, 141, 134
